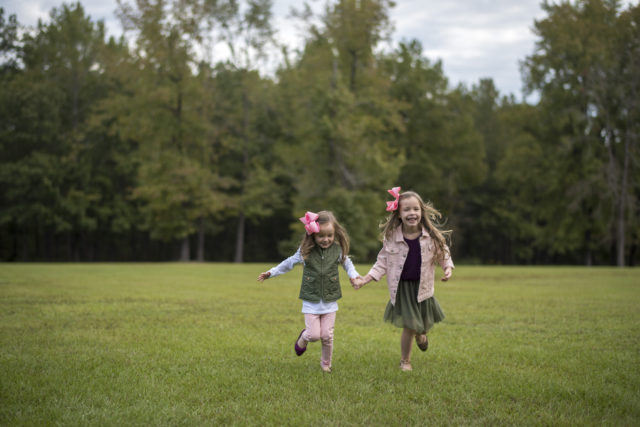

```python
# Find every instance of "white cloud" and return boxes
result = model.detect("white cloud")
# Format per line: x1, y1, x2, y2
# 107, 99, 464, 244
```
387, 0, 547, 97
6, 0, 635, 98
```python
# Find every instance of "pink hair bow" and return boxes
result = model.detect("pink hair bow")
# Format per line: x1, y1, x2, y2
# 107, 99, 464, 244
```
386, 186, 401, 212
299, 211, 320, 234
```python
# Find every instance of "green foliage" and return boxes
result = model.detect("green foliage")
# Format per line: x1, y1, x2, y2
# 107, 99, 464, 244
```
1, 264, 639, 424
0, 8, 19, 72
98, 0, 238, 246
522, 0, 640, 265
0, 3, 129, 260
1, 0, 638, 265
273, 0, 404, 260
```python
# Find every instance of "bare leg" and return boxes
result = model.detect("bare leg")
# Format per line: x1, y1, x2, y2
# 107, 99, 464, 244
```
400, 328, 415, 370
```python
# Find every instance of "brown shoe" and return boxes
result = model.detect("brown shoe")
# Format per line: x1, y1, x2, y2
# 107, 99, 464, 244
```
400, 359, 413, 371
416, 334, 428, 352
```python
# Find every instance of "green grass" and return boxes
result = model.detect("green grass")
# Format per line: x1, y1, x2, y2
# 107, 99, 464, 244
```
1, 264, 639, 426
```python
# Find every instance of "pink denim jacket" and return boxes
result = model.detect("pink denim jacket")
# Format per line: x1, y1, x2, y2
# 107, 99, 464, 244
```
367, 226, 454, 305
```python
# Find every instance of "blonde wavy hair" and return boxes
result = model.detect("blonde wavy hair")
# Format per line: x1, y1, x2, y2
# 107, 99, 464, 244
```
300, 211, 350, 261
380, 191, 452, 263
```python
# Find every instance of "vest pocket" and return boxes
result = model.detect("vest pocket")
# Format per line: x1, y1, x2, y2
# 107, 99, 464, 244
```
302, 275, 316, 290
325, 275, 341, 300
301, 275, 317, 298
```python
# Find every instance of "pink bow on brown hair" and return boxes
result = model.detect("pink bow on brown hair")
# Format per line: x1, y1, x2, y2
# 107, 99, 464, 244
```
299, 211, 320, 234
385, 187, 401, 212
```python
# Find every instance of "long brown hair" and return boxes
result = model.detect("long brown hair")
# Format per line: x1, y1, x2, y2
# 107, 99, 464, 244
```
300, 211, 350, 261
380, 191, 452, 263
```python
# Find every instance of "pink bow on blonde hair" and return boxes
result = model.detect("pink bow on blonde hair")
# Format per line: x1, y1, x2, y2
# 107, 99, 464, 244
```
386, 186, 401, 212
299, 211, 320, 234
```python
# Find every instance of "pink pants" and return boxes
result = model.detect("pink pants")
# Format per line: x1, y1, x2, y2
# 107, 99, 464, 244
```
301, 312, 336, 368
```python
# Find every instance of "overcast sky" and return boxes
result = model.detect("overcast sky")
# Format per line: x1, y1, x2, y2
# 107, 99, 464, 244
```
2, 0, 637, 100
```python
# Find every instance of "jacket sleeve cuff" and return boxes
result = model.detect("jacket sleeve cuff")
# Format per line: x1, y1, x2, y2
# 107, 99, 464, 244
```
367, 268, 383, 281
442, 260, 454, 270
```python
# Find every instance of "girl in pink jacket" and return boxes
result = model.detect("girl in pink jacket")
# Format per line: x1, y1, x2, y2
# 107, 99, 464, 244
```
354, 188, 454, 371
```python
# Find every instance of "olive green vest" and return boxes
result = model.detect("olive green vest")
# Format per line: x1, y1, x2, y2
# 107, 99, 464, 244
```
299, 243, 343, 302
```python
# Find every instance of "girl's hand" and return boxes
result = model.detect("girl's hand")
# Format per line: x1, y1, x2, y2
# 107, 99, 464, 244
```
441, 267, 452, 282
353, 274, 374, 289
350, 276, 364, 289
257, 271, 271, 282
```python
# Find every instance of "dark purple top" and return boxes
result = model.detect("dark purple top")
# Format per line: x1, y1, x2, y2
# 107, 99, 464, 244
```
400, 237, 421, 281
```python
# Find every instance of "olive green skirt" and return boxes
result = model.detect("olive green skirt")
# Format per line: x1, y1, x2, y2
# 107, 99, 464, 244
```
383, 280, 445, 334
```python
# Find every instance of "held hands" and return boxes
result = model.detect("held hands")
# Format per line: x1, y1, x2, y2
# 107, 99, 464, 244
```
257, 271, 271, 282
351, 274, 372, 290
441, 267, 453, 282
350, 276, 364, 290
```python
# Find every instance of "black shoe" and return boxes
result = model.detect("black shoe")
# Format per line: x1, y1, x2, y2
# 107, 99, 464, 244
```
416, 334, 428, 352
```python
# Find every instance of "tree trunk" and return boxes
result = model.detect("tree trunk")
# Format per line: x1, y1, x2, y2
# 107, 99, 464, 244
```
584, 229, 592, 266
329, 47, 356, 189
180, 236, 190, 262
616, 212, 625, 267
605, 123, 627, 268
349, 49, 357, 92
72, 70, 79, 130
233, 85, 250, 264
197, 217, 205, 262
20, 234, 28, 261
616, 134, 631, 267
234, 212, 245, 263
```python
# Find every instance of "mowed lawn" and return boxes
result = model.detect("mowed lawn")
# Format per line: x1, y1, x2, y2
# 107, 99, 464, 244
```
0, 263, 638, 426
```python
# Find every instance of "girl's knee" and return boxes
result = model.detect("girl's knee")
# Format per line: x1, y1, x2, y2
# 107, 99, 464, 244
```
306, 331, 321, 342
320, 333, 333, 344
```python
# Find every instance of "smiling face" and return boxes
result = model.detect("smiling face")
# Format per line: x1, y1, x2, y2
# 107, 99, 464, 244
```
313, 222, 335, 249
399, 196, 422, 229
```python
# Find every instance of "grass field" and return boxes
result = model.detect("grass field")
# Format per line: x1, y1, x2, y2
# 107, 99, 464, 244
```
1, 263, 639, 426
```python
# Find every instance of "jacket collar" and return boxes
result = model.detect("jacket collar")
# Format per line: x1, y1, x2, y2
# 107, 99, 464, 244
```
392, 225, 429, 242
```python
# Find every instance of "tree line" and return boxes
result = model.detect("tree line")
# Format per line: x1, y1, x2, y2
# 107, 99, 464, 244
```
1, 0, 638, 266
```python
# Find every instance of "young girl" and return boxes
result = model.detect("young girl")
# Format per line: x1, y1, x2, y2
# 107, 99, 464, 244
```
257, 210, 360, 373
353, 187, 454, 371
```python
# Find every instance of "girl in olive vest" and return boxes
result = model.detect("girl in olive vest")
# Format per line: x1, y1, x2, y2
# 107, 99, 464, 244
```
258, 211, 361, 373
